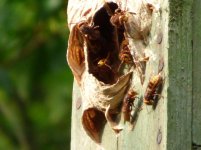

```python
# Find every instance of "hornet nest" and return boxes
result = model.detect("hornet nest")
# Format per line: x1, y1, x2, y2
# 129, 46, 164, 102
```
67, 0, 158, 143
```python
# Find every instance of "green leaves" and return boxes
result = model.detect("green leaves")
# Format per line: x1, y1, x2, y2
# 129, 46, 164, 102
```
0, 0, 72, 149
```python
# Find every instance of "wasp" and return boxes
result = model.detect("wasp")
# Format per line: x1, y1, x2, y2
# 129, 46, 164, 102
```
118, 38, 134, 72
97, 58, 110, 68
110, 8, 128, 28
91, 52, 118, 84
103, 1, 129, 28
122, 89, 138, 123
69, 20, 102, 55
97, 52, 112, 70
119, 39, 133, 64
70, 20, 99, 39
77, 21, 100, 40
76, 20, 110, 57
143, 72, 163, 105
118, 38, 149, 70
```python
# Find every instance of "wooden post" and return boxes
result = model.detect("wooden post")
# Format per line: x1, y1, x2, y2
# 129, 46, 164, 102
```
69, 0, 201, 149
192, 0, 201, 149
167, 0, 193, 149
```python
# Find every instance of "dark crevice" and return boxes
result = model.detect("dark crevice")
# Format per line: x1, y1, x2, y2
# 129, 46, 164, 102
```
93, 2, 117, 42
86, 2, 125, 84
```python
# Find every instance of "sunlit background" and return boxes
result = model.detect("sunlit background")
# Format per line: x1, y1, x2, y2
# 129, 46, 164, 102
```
0, 0, 73, 149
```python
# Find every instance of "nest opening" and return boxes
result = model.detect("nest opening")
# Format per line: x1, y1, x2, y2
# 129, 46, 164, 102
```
86, 2, 126, 84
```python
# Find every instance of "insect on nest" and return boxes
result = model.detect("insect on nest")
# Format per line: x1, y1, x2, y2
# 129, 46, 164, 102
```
143, 72, 164, 106
67, 0, 160, 144
122, 89, 138, 123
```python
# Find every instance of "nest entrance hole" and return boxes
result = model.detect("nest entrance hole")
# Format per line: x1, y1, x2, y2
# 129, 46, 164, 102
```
87, 2, 126, 84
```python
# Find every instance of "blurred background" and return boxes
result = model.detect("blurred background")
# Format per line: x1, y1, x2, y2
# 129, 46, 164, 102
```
0, 0, 73, 150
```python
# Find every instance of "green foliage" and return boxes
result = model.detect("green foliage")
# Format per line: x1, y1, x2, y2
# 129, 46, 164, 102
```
0, 0, 73, 149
